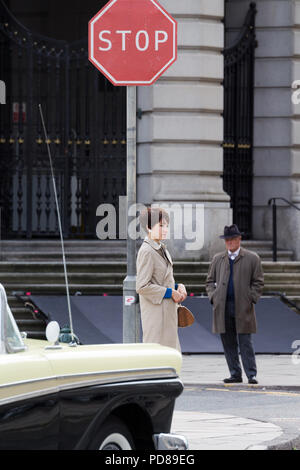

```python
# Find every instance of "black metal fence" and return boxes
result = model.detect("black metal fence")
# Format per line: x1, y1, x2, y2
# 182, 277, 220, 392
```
223, 2, 257, 239
0, 0, 126, 239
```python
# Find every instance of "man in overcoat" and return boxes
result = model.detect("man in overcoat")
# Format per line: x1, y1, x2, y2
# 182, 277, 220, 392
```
206, 224, 264, 384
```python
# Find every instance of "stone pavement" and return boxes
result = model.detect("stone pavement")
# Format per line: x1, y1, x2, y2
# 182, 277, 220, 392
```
171, 354, 300, 450
180, 354, 300, 388
172, 411, 283, 450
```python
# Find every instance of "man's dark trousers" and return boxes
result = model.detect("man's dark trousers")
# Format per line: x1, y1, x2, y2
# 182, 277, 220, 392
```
220, 299, 257, 379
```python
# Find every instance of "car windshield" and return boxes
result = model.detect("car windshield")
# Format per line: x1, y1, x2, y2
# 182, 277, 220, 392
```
0, 284, 25, 353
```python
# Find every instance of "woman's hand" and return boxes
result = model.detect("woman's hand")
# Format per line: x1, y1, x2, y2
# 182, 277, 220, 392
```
177, 283, 187, 301
172, 289, 184, 303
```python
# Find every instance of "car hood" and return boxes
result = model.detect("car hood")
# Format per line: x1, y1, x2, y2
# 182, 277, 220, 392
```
0, 340, 182, 393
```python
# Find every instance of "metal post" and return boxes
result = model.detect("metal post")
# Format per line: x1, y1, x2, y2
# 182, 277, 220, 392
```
123, 86, 140, 343
272, 201, 277, 262
26, 33, 33, 239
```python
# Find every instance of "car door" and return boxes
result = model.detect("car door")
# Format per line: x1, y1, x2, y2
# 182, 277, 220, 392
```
0, 349, 60, 450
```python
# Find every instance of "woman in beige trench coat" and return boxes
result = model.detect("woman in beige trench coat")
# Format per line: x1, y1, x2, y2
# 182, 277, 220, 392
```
136, 207, 187, 352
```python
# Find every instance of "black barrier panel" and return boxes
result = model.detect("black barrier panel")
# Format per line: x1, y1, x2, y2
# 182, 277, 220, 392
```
29, 296, 300, 354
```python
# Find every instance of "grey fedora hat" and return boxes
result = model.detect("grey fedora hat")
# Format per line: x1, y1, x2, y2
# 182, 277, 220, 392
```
220, 224, 243, 239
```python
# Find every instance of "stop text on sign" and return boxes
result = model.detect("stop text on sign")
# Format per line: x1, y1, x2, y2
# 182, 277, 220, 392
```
88, 0, 177, 86
98, 30, 169, 52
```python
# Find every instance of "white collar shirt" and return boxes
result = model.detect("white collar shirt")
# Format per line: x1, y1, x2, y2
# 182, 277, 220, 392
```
228, 247, 241, 260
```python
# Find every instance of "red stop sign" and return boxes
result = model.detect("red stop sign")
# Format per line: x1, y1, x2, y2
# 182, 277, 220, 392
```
89, 0, 177, 86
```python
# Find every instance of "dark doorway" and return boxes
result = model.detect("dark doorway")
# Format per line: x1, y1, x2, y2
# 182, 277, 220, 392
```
223, 3, 257, 239
0, 0, 126, 239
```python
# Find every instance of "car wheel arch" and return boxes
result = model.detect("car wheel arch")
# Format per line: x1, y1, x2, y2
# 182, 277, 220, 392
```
88, 403, 155, 450
111, 403, 155, 449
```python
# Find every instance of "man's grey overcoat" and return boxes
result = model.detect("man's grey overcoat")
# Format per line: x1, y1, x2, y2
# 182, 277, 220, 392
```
206, 247, 264, 334
136, 237, 180, 352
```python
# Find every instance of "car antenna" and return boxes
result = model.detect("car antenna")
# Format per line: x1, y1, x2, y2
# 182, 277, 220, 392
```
38, 104, 77, 347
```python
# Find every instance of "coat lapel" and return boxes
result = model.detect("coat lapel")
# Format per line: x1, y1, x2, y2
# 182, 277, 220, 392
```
233, 247, 245, 264
144, 236, 160, 251
144, 238, 173, 266
221, 250, 229, 270
161, 243, 173, 266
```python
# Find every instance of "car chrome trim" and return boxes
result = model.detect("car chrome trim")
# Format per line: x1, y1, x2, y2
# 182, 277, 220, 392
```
0, 367, 178, 405
6, 345, 27, 354
153, 433, 189, 450
57, 367, 177, 390
0, 385, 60, 406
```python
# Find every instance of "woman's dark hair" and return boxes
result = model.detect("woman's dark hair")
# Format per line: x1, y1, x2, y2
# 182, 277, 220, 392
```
139, 207, 169, 231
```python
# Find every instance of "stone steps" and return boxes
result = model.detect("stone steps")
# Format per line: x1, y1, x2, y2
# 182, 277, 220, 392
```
242, 240, 293, 261
0, 240, 127, 250
2, 270, 299, 292
0, 239, 293, 261
0, 260, 299, 274
7, 295, 46, 340
0, 240, 127, 261
0, 251, 127, 261
0, 272, 126, 283
3, 261, 300, 328
0, 239, 297, 340
0, 261, 128, 273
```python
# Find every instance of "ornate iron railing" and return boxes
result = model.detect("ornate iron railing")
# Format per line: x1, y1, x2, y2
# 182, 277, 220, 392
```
0, 0, 126, 239
223, 2, 258, 239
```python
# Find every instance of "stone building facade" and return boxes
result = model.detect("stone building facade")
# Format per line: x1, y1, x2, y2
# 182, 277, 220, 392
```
137, 0, 300, 260
225, 0, 300, 260
137, 0, 231, 260
2, 0, 300, 260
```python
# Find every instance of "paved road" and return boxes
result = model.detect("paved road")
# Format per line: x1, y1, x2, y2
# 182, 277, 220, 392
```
172, 385, 300, 450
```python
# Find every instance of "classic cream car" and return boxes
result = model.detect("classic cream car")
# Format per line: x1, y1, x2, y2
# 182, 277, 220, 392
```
0, 284, 187, 450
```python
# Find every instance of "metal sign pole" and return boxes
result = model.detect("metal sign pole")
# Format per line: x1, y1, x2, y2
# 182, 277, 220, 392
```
89, 1, 177, 344
123, 85, 140, 343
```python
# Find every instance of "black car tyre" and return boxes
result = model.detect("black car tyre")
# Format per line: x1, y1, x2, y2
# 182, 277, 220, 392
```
97, 416, 135, 450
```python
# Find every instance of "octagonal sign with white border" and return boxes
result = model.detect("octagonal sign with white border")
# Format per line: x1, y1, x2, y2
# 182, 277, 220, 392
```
89, 0, 177, 86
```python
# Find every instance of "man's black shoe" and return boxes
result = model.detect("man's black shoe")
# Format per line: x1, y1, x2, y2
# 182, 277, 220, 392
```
223, 377, 242, 383
248, 377, 258, 384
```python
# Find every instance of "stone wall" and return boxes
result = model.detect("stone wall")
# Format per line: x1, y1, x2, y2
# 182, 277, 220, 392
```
290, 1, 300, 259
137, 0, 232, 260
226, 0, 300, 259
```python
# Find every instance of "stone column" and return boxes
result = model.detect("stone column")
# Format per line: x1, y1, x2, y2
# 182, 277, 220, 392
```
137, 0, 231, 260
